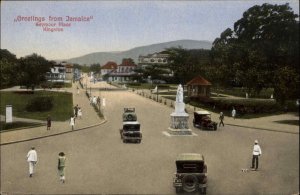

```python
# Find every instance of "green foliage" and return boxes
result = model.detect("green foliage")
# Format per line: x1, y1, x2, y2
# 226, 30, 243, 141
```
0, 121, 44, 131
211, 3, 299, 104
90, 63, 101, 73
0, 91, 73, 121
26, 96, 54, 112
18, 53, 53, 90
0, 49, 19, 89
165, 47, 211, 84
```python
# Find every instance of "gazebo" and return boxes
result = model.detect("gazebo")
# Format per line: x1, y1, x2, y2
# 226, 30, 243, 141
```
186, 76, 212, 99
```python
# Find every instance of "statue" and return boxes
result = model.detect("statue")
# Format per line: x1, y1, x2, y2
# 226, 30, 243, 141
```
176, 84, 183, 103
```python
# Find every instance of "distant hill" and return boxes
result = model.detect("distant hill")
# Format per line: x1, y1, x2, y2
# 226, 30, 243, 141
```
64, 39, 212, 65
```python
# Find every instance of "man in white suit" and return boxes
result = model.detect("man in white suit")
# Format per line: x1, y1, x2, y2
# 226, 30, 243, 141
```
27, 147, 38, 177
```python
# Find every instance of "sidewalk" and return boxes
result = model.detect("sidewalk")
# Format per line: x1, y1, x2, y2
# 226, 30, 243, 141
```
0, 81, 106, 145
132, 88, 299, 134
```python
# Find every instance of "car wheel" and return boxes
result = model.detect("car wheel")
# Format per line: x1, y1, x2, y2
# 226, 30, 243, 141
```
127, 114, 133, 121
182, 175, 199, 193
175, 187, 182, 193
200, 187, 206, 195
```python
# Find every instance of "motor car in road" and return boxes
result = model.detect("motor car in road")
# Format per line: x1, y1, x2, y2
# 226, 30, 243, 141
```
193, 111, 217, 130
173, 153, 207, 194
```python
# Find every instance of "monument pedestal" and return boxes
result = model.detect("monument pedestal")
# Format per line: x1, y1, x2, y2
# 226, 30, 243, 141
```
168, 102, 192, 135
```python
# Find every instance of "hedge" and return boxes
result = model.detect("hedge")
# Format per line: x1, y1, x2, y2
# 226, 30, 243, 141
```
26, 96, 54, 112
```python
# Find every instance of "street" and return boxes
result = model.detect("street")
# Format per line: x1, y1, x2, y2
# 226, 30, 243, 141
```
1, 82, 299, 194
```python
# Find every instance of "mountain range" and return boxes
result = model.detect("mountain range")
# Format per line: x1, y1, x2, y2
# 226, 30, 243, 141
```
64, 39, 212, 65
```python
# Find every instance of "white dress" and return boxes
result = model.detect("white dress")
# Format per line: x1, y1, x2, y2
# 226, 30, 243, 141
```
78, 109, 82, 117
70, 117, 75, 126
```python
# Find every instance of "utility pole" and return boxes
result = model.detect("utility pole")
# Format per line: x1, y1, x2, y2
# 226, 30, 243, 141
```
156, 86, 159, 102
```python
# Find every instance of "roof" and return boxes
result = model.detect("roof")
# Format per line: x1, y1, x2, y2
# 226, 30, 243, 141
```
176, 153, 204, 161
194, 111, 211, 115
119, 59, 137, 67
186, 76, 212, 86
65, 64, 73, 68
102, 61, 117, 69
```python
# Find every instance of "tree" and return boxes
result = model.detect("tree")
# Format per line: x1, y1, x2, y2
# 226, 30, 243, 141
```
211, 3, 299, 104
90, 63, 101, 73
0, 49, 19, 89
18, 53, 53, 91
166, 47, 211, 84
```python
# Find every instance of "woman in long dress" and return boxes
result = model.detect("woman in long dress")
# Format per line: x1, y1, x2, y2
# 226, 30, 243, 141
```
78, 108, 82, 119
70, 116, 75, 130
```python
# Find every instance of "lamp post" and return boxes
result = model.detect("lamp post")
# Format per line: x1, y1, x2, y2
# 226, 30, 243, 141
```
156, 86, 159, 102
85, 75, 87, 92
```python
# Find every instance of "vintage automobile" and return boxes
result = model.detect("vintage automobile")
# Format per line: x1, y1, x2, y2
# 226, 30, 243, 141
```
173, 153, 207, 194
120, 121, 142, 143
193, 111, 218, 130
122, 108, 137, 121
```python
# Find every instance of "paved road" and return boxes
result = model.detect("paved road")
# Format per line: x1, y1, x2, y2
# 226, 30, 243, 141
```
1, 81, 299, 194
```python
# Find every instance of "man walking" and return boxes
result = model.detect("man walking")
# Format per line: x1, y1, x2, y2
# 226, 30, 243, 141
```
74, 104, 79, 117
219, 112, 224, 127
46, 115, 51, 130
26, 147, 38, 177
251, 140, 262, 171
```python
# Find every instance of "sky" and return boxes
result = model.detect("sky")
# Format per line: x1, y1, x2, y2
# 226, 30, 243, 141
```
1, 0, 299, 60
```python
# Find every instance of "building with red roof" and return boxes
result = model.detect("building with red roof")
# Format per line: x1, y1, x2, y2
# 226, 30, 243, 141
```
101, 61, 118, 76
106, 59, 137, 82
186, 76, 212, 98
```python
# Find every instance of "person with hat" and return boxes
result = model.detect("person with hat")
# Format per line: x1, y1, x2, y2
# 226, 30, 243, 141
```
26, 147, 38, 177
251, 140, 262, 170
58, 152, 67, 183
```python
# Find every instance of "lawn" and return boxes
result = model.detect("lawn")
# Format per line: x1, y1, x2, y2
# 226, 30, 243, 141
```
0, 91, 73, 121
0, 121, 44, 131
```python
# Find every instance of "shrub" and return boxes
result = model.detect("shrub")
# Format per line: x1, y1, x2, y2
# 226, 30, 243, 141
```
26, 96, 53, 112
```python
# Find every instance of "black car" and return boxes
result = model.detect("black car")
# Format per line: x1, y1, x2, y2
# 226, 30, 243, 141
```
193, 111, 217, 131
173, 153, 207, 194
120, 121, 142, 143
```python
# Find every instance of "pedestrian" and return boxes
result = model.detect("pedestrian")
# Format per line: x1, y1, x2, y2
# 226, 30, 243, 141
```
77, 86, 80, 95
97, 96, 101, 105
90, 96, 93, 105
251, 140, 262, 171
46, 115, 51, 130
93, 96, 97, 105
219, 112, 224, 127
232, 107, 236, 120
58, 152, 67, 183
26, 147, 38, 177
74, 105, 79, 117
70, 115, 75, 130
78, 107, 82, 119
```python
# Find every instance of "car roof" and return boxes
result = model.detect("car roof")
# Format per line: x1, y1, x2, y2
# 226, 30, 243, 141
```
176, 153, 204, 161
123, 121, 140, 125
194, 111, 211, 115
124, 108, 135, 112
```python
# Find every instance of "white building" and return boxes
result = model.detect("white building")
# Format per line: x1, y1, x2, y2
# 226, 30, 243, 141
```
138, 52, 169, 69
107, 59, 137, 82
46, 64, 65, 82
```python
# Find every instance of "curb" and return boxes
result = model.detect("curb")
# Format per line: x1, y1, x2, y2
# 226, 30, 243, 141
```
226, 123, 299, 134
0, 118, 107, 146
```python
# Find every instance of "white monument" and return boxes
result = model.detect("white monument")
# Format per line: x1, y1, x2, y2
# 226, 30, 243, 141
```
168, 84, 192, 135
